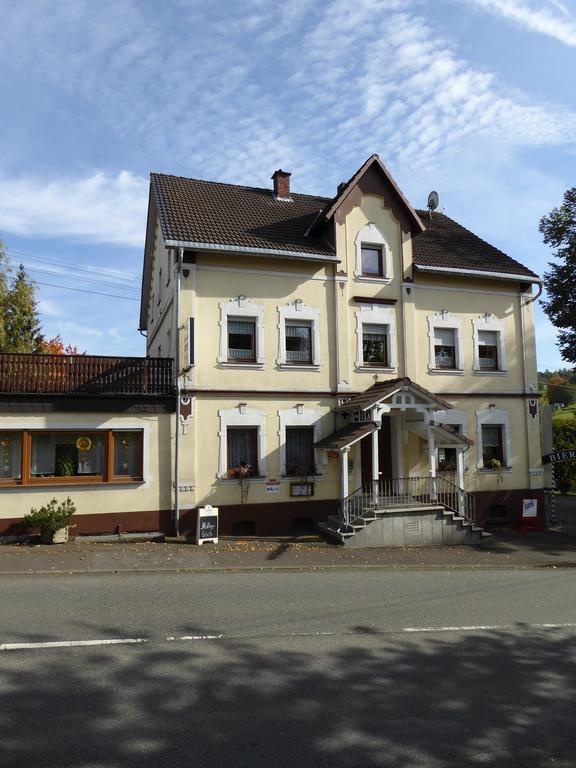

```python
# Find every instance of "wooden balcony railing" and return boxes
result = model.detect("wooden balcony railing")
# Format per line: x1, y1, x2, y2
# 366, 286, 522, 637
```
0, 354, 174, 396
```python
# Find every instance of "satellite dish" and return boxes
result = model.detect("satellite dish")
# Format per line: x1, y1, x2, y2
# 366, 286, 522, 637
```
427, 191, 439, 212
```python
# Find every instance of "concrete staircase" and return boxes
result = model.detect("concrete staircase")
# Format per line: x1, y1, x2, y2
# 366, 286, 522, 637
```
319, 483, 493, 547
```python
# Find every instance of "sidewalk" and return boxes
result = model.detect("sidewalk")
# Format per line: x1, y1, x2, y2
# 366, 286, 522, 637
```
2, 529, 576, 575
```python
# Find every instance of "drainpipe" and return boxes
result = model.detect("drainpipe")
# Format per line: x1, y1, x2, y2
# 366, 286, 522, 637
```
174, 247, 183, 537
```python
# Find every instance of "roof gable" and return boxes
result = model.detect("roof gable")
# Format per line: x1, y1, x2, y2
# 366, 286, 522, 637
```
310, 155, 425, 236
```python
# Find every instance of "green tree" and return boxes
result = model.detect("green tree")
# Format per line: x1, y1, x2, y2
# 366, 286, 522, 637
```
540, 188, 576, 364
547, 375, 576, 407
3, 264, 42, 353
553, 418, 576, 494
0, 241, 10, 350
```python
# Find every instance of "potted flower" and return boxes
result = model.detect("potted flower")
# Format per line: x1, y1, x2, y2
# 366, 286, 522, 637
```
487, 458, 504, 483
23, 497, 76, 544
227, 461, 253, 504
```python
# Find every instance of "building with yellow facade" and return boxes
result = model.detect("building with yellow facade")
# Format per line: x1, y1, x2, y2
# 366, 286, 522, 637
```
139, 155, 544, 544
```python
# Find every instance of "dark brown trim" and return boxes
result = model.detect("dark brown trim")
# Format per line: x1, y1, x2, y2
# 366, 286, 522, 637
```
437, 392, 536, 398
0, 395, 175, 413
186, 390, 342, 398
353, 296, 397, 305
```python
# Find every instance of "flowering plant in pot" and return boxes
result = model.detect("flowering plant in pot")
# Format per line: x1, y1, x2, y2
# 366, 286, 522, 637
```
23, 497, 76, 544
226, 462, 253, 503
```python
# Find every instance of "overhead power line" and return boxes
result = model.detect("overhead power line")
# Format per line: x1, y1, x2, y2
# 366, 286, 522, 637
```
3, 245, 140, 285
5, 258, 140, 293
33, 280, 139, 301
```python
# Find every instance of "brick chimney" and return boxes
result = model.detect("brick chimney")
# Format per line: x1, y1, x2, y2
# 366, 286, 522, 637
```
271, 169, 292, 200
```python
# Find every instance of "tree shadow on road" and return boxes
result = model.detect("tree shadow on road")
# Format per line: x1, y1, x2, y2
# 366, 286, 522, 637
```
1, 626, 575, 768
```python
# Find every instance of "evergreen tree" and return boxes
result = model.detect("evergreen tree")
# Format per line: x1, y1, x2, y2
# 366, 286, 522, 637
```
4, 264, 42, 353
540, 188, 576, 364
0, 241, 10, 350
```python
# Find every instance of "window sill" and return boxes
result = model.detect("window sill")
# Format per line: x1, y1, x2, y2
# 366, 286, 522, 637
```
472, 369, 508, 376
479, 467, 512, 474
218, 476, 266, 484
218, 362, 265, 370
428, 368, 465, 375
1, 479, 145, 488
277, 363, 321, 371
282, 474, 323, 480
355, 275, 392, 285
356, 366, 396, 373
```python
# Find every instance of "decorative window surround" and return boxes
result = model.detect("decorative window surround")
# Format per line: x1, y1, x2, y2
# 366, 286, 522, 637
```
476, 408, 511, 470
218, 406, 266, 478
427, 312, 464, 373
277, 405, 323, 477
472, 314, 507, 373
354, 223, 392, 283
277, 301, 321, 369
218, 297, 265, 367
355, 304, 397, 371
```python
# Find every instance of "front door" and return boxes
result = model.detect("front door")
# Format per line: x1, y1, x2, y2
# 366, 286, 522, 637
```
361, 416, 392, 488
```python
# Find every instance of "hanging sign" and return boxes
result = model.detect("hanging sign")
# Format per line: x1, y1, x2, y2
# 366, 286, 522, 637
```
197, 505, 218, 545
542, 449, 576, 465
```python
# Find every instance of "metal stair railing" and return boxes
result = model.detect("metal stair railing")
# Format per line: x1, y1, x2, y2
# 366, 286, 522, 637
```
338, 476, 477, 531
374, 476, 477, 524
338, 486, 368, 529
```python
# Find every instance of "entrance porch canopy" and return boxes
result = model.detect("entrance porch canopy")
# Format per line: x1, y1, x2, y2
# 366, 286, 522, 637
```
317, 377, 472, 502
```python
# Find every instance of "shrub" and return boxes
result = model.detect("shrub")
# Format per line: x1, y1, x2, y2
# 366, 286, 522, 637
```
23, 497, 76, 534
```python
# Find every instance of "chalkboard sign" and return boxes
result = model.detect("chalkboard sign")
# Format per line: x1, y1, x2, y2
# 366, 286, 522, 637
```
197, 505, 219, 545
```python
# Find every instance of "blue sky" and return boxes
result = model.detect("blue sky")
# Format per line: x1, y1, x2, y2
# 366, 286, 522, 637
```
0, 0, 574, 369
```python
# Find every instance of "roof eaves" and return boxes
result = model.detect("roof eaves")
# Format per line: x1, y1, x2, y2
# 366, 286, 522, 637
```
414, 264, 541, 282
163, 239, 338, 262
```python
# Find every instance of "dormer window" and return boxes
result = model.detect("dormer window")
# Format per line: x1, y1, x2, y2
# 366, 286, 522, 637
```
361, 244, 384, 277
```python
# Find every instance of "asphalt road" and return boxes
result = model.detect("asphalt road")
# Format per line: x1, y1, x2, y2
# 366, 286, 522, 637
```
2, 570, 576, 767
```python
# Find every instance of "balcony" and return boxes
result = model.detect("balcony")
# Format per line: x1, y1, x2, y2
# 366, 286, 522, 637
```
0, 354, 174, 396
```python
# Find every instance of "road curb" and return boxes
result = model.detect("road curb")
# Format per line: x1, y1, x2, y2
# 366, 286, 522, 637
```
1, 562, 574, 576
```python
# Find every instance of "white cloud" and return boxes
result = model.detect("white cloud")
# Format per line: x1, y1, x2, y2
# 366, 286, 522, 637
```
0, 171, 147, 247
461, 0, 576, 46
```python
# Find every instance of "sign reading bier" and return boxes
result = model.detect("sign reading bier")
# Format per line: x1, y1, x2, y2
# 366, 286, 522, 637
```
542, 448, 576, 465
197, 505, 218, 545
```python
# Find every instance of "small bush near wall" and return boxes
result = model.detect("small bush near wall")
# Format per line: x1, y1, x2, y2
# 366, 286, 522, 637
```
553, 419, 576, 494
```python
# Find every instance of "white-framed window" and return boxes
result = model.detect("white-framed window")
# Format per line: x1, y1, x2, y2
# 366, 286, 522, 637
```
218, 297, 265, 368
277, 301, 320, 369
354, 223, 392, 282
278, 406, 323, 477
218, 405, 266, 478
476, 408, 511, 470
433, 409, 467, 474
427, 313, 463, 373
355, 305, 397, 371
472, 315, 507, 373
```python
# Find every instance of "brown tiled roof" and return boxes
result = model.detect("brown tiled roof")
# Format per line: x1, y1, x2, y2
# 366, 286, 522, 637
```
315, 421, 377, 450
413, 211, 539, 280
150, 173, 334, 258
148, 171, 539, 279
436, 424, 474, 446
334, 378, 453, 413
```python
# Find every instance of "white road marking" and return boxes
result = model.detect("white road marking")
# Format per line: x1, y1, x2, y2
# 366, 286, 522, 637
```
178, 634, 223, 641
2, 623, 576, 652
402, 622, 576, 633
0, 638, 147, 651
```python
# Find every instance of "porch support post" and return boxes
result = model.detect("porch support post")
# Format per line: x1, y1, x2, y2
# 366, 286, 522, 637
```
427, 426, 437, 502
456, 447, 465, 489
371, 427, 379, 501
340, 447, 350, 501
456, 447, 465, 515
